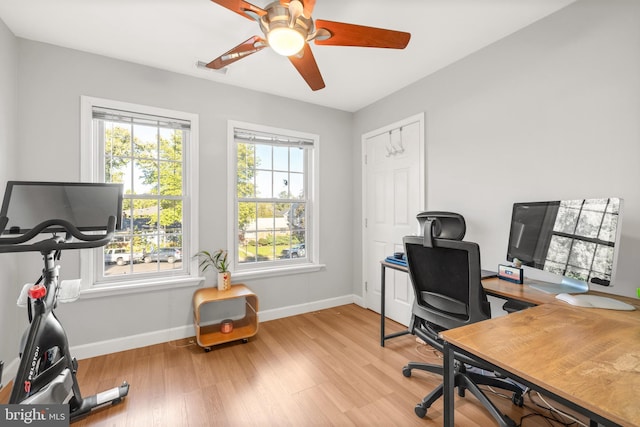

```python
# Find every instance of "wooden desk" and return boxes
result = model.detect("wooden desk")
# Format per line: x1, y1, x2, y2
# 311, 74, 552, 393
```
440, 300, 640, 426
482, 277, 558, 306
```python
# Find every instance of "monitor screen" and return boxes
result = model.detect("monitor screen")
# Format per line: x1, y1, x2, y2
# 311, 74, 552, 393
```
0, 181, 123, 234
507, 198, 622, 289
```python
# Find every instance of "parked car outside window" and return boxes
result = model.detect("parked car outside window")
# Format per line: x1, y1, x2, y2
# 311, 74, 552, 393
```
144, 248, 182, 264
105, 248, 143, 266
280, 243, 305, 259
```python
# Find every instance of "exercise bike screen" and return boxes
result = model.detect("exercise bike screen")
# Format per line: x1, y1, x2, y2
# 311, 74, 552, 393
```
0, 181, 123, 234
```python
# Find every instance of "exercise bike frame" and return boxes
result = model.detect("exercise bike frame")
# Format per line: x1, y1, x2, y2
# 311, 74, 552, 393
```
0, 216, 129, 421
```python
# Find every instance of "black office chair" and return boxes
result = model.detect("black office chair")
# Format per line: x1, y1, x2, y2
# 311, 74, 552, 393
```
402, 212, 523, 427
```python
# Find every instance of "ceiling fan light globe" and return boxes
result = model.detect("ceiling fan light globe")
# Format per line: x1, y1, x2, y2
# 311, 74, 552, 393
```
267, 27, 305, 56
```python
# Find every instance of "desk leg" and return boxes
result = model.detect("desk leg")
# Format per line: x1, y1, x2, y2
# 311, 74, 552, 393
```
443, 341, 455, 427
380, 263, 386, 347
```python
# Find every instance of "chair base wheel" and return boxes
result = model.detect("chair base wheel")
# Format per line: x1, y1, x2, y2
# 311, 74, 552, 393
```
402, 367, 412, 377
512, 392, 524, 407
414, 404, 427, 418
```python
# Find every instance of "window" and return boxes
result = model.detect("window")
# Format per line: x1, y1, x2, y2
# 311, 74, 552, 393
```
228, 121, 320, 277
80, 97, 199, 294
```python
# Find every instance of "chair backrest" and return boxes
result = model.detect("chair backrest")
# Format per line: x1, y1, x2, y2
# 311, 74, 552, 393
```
404, 213, 490, 331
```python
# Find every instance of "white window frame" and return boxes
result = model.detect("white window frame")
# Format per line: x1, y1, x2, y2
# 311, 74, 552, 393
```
79, 96, 201, 297
227, 120, 323, 279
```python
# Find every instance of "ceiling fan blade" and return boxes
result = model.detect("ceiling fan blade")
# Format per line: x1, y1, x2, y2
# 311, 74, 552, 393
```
206, 36, 267, 69
210, 0, 266, 20
301, 0, 316, 17
313, 20, 410, 49
288, 43, 325, 91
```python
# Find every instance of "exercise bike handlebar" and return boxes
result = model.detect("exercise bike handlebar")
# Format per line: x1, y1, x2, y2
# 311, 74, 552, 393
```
0, 216, 117, 253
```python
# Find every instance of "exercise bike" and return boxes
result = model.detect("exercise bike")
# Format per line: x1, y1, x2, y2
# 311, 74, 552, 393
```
0, 181, 129, 422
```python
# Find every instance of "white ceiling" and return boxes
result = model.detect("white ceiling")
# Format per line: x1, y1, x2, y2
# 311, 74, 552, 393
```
0, 0, 576, 112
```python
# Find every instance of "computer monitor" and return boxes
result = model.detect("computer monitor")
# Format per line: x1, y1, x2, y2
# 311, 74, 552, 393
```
506, 198, 623, 294
0, 181, 123, 234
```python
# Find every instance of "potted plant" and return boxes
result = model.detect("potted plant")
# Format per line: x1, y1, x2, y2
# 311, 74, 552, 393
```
194, 249, 231, 291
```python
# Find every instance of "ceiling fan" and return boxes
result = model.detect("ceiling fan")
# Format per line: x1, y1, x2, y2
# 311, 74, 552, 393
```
206, 0, 411, 91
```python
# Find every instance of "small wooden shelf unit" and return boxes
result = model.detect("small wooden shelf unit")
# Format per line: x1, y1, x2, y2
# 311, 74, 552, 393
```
192, 284, 259, 351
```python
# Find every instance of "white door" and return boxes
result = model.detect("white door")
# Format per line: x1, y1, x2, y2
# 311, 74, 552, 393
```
363, 114, 424, 326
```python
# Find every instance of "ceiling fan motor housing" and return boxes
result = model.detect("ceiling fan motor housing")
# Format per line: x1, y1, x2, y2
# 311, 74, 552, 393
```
260, 2, 313, 55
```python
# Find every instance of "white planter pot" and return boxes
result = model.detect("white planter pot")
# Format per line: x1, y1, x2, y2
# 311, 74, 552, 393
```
217, 271, 231, 291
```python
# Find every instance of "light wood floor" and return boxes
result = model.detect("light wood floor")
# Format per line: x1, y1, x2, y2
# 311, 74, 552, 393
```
1, 304, 588, 426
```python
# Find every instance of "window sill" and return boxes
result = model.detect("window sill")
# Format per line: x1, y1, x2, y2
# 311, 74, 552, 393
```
80, 275, 204, 299
232, 263, 326, 281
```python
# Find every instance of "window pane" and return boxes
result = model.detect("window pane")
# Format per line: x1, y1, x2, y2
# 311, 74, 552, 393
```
255, 170, 272, 198
255, 144, 271, 170
273, 146, 288, 171
290, 147, 303, 173
161, 200, 182, 234
133, 159, 157, 194
106, 157, 132, 193
104, 123, 131, 158
160, 128, 183, 162
159, 161, 182, 196
133, 124, 158, 159
288, 202, 306, 235
239, 232, 257, 263
238, 201, 256, 236
274, 171, 289, 198
132, 199, 156, 232
238, 143, 256, 173
289, 172, 304, 199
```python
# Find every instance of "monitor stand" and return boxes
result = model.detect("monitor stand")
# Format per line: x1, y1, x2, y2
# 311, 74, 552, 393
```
527, 277, 589, 295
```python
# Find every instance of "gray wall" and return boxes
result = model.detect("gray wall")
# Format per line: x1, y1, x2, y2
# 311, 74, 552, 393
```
0, 17, 19, 384
353, 0, 640, 298
9, 40, 353, 349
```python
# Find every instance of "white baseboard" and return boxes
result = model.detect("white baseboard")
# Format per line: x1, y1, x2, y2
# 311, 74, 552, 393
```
258, 294, 356, 322
68, 294, 359, 360
71, 324, 195, 360
352, 294, 365, 308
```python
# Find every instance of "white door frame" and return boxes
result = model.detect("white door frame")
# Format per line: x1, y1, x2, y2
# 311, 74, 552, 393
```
361, 112, 426, 308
